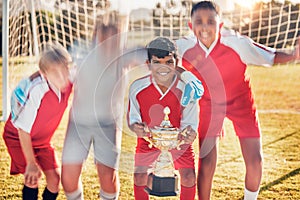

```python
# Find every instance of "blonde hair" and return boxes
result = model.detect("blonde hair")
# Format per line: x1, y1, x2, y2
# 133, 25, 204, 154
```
39, 42, 71, 73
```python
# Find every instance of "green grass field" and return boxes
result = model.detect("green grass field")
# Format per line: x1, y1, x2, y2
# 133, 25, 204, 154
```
0, 63, 299, 199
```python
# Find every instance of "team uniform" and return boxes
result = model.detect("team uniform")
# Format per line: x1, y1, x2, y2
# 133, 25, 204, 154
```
127, 74, 199, 169
176, 28, 276, 138
62, 44, 148, 169
3, 73, 72, 174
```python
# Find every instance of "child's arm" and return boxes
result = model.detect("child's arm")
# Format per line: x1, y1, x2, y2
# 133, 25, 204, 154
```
18, 129, 42, 187
127, 79, 149, 138
180, 94, 200, 144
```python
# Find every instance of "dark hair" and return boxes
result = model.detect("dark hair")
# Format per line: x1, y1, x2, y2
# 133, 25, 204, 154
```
191, 1, 219, 17
146, 37, 177, 61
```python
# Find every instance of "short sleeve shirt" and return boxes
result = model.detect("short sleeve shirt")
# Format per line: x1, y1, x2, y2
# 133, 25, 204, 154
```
127, 75, 198, 130
4, 74, 72, 148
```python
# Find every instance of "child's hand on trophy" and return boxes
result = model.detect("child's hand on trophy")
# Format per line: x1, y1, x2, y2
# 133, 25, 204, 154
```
179, 125, 197, 144
130, 122, 149, 138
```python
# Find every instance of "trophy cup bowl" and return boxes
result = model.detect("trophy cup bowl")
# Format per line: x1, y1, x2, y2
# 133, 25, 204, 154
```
144, 107, 183, 197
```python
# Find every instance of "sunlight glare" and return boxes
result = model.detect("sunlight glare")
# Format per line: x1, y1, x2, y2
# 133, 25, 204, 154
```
234, 0, 259, 8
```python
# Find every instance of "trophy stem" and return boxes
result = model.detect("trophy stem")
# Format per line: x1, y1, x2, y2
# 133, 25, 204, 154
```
153, 150, 174, 177
145, 106, 180, 197
145, 150, 179, 196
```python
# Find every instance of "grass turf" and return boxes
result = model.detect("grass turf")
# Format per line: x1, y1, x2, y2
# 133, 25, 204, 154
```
0, 63, 299, 199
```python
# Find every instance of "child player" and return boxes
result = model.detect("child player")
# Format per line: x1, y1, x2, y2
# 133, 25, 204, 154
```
176, 1, 300, 200
127, 37, 200, 200
61, 12, 203, 200
3, 43, 73, 200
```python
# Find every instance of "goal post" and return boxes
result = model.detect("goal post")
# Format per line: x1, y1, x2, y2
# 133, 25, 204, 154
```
2, 0, 9, 121
1, 0, 299, 121
221, 2, 300, 50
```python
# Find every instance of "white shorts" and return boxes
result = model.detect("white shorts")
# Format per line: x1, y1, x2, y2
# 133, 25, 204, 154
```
62, 120, 121, 169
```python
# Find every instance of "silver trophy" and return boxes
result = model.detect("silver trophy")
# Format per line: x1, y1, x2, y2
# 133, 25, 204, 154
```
144, 107, 185, 197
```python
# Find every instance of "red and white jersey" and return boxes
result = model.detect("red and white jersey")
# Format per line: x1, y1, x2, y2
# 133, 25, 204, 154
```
176, 28, 276, 104
127, 75, 199, 130
4, 73, 72, 148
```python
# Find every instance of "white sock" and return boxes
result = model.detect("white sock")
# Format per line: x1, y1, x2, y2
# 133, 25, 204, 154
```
65, 183, 84, 200
244, 188, 259, 200
99, 189, 118, 200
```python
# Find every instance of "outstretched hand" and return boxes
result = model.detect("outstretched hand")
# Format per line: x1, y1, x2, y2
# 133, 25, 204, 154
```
180, 71, 204, 106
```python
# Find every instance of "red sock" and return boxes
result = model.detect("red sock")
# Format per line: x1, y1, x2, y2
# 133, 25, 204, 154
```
180, 185, 196, 200
134, 185, 149, 200
197, 158, 202, 200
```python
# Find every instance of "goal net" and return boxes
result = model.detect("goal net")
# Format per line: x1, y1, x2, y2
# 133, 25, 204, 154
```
1, 0, 300, 120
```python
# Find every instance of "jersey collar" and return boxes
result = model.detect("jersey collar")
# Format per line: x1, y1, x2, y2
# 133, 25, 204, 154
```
151, 75, 177, 100
197, 36, 218, 58
41, 75, 62, 102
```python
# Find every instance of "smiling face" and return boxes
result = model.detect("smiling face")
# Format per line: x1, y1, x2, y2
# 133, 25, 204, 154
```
148, 55, 177, 89
190, 8, 220, 49
146, 37, 178, 91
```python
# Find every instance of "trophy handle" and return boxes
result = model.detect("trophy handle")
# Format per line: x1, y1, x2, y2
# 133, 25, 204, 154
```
143, 124, 153, 148
143, 136, 153, 148
176, 140, 184, 150
176, 128, 188, 150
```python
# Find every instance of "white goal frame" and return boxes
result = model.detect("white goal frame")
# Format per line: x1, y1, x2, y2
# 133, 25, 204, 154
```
1, 0, 299, 121
2, 0, 9, 121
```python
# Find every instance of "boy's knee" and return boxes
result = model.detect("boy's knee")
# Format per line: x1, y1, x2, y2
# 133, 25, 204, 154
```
180, 169, 196, 187
100, 171, 118, 185
46, 171, 60, 192
253, 154, 263, 167
134, 173, 148, 186
245, 152, 263, 169
246, 156, 263, 171
201, 154, 217, 168
62, 178, 79, 193
52, 174, 60, 186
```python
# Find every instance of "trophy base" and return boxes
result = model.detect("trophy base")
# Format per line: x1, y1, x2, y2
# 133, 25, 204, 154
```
145, 173, 179, 197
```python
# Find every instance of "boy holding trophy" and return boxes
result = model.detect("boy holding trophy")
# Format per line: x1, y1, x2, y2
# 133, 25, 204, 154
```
127, 37, 201, 200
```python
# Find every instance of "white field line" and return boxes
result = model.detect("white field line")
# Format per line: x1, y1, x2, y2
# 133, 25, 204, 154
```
258, 109, 300, 115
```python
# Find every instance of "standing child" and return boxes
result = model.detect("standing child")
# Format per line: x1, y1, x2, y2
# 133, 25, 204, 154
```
3, 43, 73, 200
176, 1, 300, 200
61, 10, 203, 199
127, 37, 200, 200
